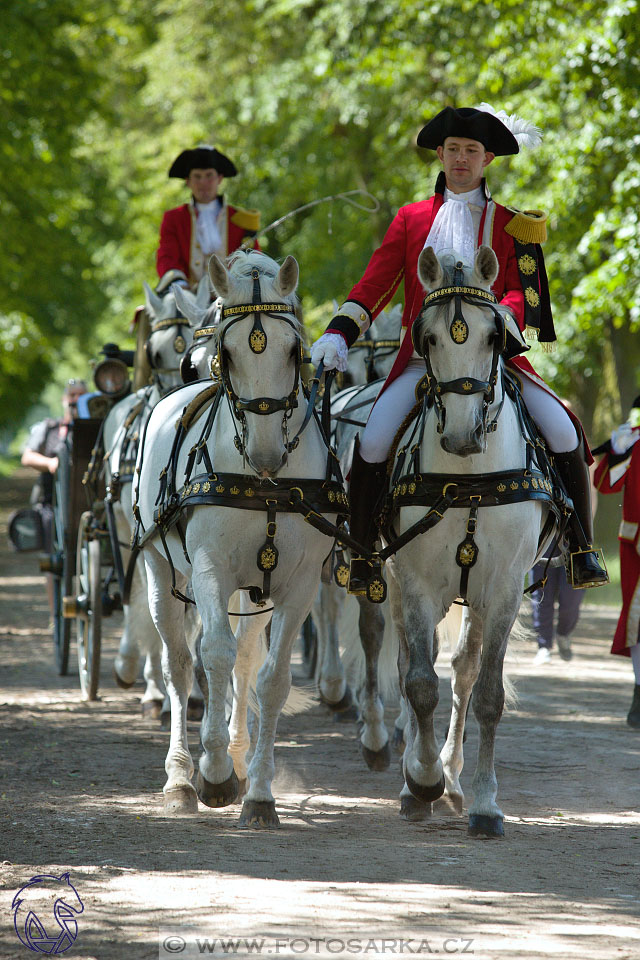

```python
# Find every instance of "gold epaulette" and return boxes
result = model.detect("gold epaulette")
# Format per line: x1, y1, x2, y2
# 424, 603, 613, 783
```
504, 207, 548, 245
230, 207, 261, 232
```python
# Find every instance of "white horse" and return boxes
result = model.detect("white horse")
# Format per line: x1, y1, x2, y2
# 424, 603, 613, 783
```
104, 280, 206, 717
358, 246, 554, 837
309, 308, 402, 733
309, 305, 401, 714
134, 249, 341, 825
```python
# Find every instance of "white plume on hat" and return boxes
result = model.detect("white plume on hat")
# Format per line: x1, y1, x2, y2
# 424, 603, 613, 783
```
476, 102, 542, 150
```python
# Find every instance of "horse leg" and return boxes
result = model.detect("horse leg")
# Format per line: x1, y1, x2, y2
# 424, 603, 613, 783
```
193, 577, 240, 810
314, 582, 354, 718
112, 507, 143, 688
399, 588, 445, 808
228, 599, 272, 798
356, 594, 390, 770
240, 603, 310, 828
437, 605, 482, 816
468, 598, 518, 839
143, 547, 197, 814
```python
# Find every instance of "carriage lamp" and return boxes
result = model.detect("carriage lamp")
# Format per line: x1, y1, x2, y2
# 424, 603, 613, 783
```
93, 357, 131, 398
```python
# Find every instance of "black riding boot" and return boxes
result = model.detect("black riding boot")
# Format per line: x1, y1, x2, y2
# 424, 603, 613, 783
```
628, 685, 640, 729
347, 437, 387, 597
554, 445, 609, 588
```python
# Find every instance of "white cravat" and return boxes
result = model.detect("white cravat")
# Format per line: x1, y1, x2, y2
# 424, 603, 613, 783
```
423, 186, 485, 267
195, 199, 222, 254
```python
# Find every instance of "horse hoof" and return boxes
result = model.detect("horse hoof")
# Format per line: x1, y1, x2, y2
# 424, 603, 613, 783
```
392, 726, 406, 753
362, 740, 391, 771
405, 769, 446, 803
187, 697, 205, 722
141, 699, 163, 722
164, 785, 198, 815
239, 799, 280, 828
196, 770, 239, 808
113, 666, 136, 690
400, 796, 432, 822
468, 813, 505, 838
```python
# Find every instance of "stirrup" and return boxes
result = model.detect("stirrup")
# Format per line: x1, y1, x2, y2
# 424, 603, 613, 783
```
566, 546, 609, 589
347, 557, 387, 603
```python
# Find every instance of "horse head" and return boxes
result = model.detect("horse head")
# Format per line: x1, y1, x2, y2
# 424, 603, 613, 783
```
208, 249, 302, 477
415, 245, 503, 456
344, 303, 402, 387
173, 276, 220, 382
143, 282, 196, 393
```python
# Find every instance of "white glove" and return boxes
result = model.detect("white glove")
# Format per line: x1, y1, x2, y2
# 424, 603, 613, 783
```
310, 332, 349, 373
611, 422, 640, 455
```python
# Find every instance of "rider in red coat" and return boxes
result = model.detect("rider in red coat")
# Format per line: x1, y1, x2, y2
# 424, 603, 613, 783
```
594, 405, 640, 727
156, 145, 260, 292
311, 105, 607, 594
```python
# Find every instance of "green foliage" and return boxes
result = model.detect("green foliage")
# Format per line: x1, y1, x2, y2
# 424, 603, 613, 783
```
2, 0, 640, 445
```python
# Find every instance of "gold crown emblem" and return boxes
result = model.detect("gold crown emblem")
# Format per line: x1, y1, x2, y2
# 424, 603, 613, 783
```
518, 254, 537, 276
250, 330, 267, 353
459, 543, 476, 565
525, 287, 540, 307
260, 546, 277, 570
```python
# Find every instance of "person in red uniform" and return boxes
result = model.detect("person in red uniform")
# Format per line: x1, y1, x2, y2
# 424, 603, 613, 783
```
593, 398, 640, 727
311, 104, 607, 594
156, 145, 260, 293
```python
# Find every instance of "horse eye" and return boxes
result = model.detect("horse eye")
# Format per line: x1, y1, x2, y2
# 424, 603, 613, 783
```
427, 334, 437, 347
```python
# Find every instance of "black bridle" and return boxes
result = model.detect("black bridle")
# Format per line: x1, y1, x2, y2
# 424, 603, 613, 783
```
414, 271, 508, 437
214, 268, 308, 464
349, 328, 401, 383
146, 316, 192, 391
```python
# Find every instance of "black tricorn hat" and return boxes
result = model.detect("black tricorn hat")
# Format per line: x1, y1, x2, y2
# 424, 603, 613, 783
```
168, 145, 238, 179
417, 107, 519, 156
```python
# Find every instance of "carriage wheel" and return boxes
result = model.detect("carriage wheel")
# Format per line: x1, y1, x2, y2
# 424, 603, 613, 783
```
75, 512, 102, 701
52, 443, 73, 675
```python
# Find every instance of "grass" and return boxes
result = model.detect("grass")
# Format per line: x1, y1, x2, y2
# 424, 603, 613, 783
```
0, 455, 20, 477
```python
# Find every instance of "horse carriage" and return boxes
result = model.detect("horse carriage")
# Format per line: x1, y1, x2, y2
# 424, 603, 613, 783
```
37, 281, 201, 702
39, 344, 136, 694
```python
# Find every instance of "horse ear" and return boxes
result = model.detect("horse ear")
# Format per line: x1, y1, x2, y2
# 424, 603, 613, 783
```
196, 274, 212, 309
274, 255, 299, 297
417, 246, 443, 291
174, 286, 203, 326
143, 281, 164, 318
473, 245, 499, 287
208, 255, 230, 298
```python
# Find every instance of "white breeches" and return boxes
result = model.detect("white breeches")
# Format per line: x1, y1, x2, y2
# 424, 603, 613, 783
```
359, 359, 580, 464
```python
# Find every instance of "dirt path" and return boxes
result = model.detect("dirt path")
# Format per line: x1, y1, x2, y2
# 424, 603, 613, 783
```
0, 467, 638, 960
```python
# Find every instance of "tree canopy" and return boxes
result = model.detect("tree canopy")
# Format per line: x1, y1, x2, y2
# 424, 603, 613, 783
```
2, 0, 639, 443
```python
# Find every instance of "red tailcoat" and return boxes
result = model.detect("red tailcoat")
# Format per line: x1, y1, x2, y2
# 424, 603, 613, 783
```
594, 433, 640, 656
156, 198, 260, 284
325, 177, 591, 455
